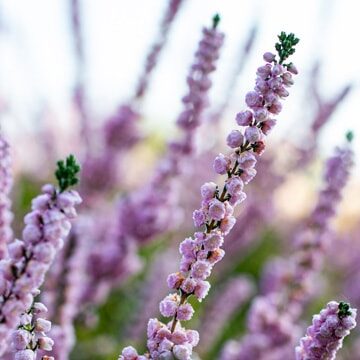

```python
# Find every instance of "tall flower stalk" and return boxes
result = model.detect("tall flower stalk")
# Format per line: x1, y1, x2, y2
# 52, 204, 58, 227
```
0, 155, 82, 356
295, 301, 356, 360
11, 302, 55, 360
118, 31, 299, 360
0, 133, 13, 259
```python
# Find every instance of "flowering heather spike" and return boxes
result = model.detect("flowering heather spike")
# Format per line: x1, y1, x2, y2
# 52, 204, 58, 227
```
118, 33, 298, 359
295, 301, 357, 360
0, 133, 13, 259
0, 166, 81, 355
55, 154, 81, 192
11, 302, 54, 359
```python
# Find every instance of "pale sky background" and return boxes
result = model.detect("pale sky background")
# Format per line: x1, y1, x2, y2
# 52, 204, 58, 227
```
0, 0, 360, 175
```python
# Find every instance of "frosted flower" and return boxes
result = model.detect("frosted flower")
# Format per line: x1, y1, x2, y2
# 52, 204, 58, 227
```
213, 153, 231, 175
177, 303, 194, 321
236, 110, 253, 126
192, 209, 206, 227
191, 260, 212, 280
226, 130, 244, 148
160, 295, 179, 317
244, 126, 261, 143
200, 182, 217, 200
226, 177, 244, 196
208, 198, 226, 221
295, 301, 356, 360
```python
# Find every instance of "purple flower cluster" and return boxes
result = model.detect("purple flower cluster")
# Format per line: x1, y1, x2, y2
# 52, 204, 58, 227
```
0, 184, 81, 355
11, 302, 54, 360
295, 301, 356, 360
118, 37, 298, 359
80, 207, 142, 307
221, 293, 301, 360
103, 105, 141, 152
43, 220, 90, 360
0, 134, 13, 259
81, 104, 140, 196
175, 26, 224, 133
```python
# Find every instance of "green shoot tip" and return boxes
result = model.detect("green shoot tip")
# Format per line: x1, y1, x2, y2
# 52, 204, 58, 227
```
212, 14, 220, 29
275, 31, 300, 65
55, 154, 81, 192
338, 302, 352, 318
346, 130, 354, 143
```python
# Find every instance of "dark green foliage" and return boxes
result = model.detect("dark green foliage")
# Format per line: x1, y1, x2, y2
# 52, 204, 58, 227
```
212, 14, 221, 29
275, 32, 299, 65
55, 154, 81, 192
346, 130, 354, 143
338, 302, 352, 318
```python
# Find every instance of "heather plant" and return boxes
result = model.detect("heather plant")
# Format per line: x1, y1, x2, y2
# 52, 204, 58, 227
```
118, 31, 300, 360
295, 301, 356, 360
1, 4, 359, 360
0, 155, 81, 357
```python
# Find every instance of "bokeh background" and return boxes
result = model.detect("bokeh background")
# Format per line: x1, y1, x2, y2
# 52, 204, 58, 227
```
1, 0, 360, 359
